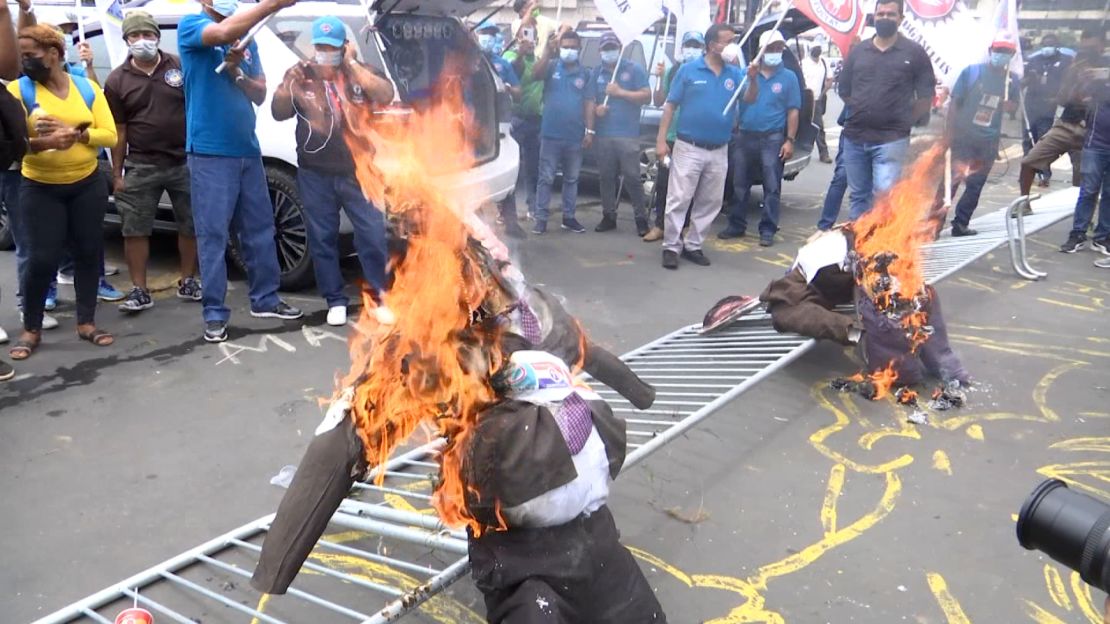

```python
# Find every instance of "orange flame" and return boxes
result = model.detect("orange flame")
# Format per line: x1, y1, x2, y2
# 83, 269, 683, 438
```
867, 363, 899, 401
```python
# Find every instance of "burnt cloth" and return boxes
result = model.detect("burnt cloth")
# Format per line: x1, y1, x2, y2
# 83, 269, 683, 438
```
468, 506, 666, 624
856, 285, 970, 384
759, 266, 856, 344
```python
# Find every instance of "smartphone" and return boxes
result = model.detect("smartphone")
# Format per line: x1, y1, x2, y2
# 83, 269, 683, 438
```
521, 26, 535, 43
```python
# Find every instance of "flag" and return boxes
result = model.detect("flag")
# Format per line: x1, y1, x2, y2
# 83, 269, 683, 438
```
899, 0, 983, 86
984, 0, 1023, 78
93, 0, 128, 67
664, 0, 712, 47
793, 0, 863, 57
593, 0, 663, 45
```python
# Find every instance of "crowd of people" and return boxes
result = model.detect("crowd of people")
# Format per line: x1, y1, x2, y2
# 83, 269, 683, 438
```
0, 0, 1106, 387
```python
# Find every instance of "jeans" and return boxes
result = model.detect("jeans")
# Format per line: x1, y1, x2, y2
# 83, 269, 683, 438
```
947, 139, 997, 229
535, 137, 583, 223
725, 130, 785, 236
297, 167, 388, 307
3, 169, 27, 305
512, 115, 541, 215
1070, 147, 1110, 240
817, 135, 849, 230
188, 154, 282, 323
842, 136, 909, 219
20, 173, 107, 331
596, 136, 648, 225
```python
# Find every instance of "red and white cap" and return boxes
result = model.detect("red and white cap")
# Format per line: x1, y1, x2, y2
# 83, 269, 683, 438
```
991, 33, 1018, 52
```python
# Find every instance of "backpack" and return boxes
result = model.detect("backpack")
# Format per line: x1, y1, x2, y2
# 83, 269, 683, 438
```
18, 74, 95, 114
0, 87, 28, 170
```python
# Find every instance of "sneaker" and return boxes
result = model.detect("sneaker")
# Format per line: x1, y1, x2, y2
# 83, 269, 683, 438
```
250, 301, 304, 320
22, 312, 60, 330
951, 224, 978, 237
1095, 257, 1110, 269
1060, 234, 1088, 253
561, 218, 586, 233
662, 250, 678, 270
642, 226, 663, 242
104, 264, 119, 277
327, 305, 348, 327
594, 217, 617, 232
717, 228, 746, 240
55, 271, 74, 285
681, 248, 711, 266
98, 279, 125, 302
118, 287, 153, 313
1090, 237, 1110, 256
532, 221, 547, 235
759, 233, 774, 247
177, 276, 203, 301
44, 283, 57, 311
0, 326, 7, 344
0, 359, 13, 382
204, 320, 228, 343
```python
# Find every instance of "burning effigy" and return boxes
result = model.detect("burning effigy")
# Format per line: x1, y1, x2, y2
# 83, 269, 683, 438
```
249, 64, 665, 621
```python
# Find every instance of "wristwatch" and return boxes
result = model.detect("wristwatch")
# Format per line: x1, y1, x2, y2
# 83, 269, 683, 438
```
785, 136, 795, 142
585, 128, 596, 135
234, 70, 247, 84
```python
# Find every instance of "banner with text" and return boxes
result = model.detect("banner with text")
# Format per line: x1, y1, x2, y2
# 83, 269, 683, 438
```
899, 0, 983, 87
593, 0, 663, 45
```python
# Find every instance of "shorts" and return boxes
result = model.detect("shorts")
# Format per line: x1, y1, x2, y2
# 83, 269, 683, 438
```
115, 161, 194, 237
1021, 120, 1085, 173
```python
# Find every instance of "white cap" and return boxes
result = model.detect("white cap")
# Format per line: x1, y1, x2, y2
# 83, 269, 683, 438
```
758, 29, 786, 49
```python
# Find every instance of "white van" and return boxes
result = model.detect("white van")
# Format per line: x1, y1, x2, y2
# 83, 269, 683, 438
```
20, 0, 519, 290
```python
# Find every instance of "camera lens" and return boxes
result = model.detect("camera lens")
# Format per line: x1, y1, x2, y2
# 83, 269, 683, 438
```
1017, 479, 1110, 594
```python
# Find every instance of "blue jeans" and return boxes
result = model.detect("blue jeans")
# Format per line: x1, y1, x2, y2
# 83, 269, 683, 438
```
1070, 147, 1110, 240
817, 135, 848, 230
3, 169, 26, 305
510, 115, 541, 216
843, 136, 909, 219
535, 137, 582, 223
188, 154, 282, 323
726, 130, 785, 236
297, 167, 387, 307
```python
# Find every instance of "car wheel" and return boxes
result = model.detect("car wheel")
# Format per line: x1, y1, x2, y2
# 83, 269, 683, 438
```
0, 197, 13, 250
228, 165, 314, 292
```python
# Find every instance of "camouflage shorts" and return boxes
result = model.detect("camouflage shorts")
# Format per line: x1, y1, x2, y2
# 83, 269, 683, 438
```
115, 161, 194, 237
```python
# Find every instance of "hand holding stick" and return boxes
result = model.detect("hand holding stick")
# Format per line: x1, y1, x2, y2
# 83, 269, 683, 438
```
215, 14, 275, 74
720, 3, 791, 116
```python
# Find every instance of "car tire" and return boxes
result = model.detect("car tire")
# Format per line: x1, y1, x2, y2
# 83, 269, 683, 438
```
0, 198, 13, 250
228, 165, 314, 292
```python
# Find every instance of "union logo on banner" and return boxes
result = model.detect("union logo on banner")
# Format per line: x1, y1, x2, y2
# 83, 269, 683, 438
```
794, 0, 863, 56
905, 0, 957, 20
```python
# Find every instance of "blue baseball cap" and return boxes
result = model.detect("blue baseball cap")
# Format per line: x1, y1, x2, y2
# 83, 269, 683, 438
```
682, 31, 705, 46
600, 31, 620, 49
312, 16, 347, 48
476, 19, 499, 33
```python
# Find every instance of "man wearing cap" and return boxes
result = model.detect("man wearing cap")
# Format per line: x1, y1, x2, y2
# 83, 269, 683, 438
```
592, 31, 650, 236
271, 16, 394, 327
179, 0, 302, 343
474, 20, 526, 238
718, 29, 800, 247
104, 11, 200, 313
656, 23, 744, 269
930, 39, 1019, 237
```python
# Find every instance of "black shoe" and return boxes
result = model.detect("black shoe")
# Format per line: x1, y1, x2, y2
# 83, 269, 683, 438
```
951, 224, 978, 237
119, 286, 153, 313
1090, 236, 1110, 256
251, 301, 304, 320
0, 358, 14, 381
759, 233, 774, 247
562, 218, 586, 233
1060, 234, 1088, 253
635, 218, 650, 237
532, 221, 547, 235
505, 220, 527, 239
594, 217, 617, 232
662, 250, 679, 269
681, 248, 711, 266
204, 321, 228, 343
717, 228, 746, 240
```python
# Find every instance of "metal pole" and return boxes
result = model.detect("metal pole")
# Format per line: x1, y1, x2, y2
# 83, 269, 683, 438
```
215, 14, 275, 74
602, 43, 626, 106
721, 3, 791, 116
362, 557, 473, 624
328, 512, 469, 555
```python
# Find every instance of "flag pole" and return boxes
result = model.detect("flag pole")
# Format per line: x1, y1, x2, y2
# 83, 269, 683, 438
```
944, 147, 953, 210
721, 2, 790, 116
215, 14, 275, 74
74, 0, 88, 68
602, 43, 626, 106
555, 0, 563, 26
648, 12, 672, 99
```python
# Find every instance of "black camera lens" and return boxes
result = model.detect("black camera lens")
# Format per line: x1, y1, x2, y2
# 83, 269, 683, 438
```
1017, 479, 1110, 594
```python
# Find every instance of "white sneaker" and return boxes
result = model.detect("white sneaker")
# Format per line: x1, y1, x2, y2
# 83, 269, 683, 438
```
326, 305, 348, 327
0, 325, 8, 344
56, 272, 74, 285
21, 312, 59, 330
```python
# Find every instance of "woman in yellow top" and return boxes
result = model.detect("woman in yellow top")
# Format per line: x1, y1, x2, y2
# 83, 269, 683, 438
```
7, 24, 117, 359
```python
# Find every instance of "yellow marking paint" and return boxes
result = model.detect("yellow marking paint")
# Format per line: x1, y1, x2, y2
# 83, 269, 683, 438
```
250, 593, 272, 624
1070, 571, 1104, 624
926, 572, 971, 624
955, 277, 997, 293
810, 384, 915, 474
384, 492, 435, 514
820, 464, 845, 536
1011, 280, 1033, 290
710, 239, 753, 253
580, 258, 636, 268
627, 546, 694, 587
936, 362, 1083, 431
858, 424, 921, 450
1024, 599, 1071, 624
1050, 437, 1110, 453
1044, 565, 1072, 611
754, 255, 793, 269
1037, 297, 1100, 313
1036, 461, 1110, 500
1080, 411, 1110, 418
966, 424, 984, 441
1011, 513, 1018, 522
932, 450, 953, 475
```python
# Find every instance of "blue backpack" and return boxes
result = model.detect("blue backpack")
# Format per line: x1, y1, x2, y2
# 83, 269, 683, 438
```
17, 74, 95, 114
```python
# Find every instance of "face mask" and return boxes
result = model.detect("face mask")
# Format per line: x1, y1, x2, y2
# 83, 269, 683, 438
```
1041, 46, 1058, 56
21, 56, 50, 83
682, 46, 702, 62
315, 50, 342, 66
763, 52, 783, 66
990, 51, 1013, 68
129, 39, 158, 62
559, 47, 578, 63
600, 49, 619, 65
478, 34, 503, 55
64, 38, 74, 62
211, 0, 238, 18
874, 18, 898, 38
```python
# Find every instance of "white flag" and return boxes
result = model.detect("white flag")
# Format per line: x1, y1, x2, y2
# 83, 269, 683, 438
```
984, 0, 1023, 78
664, 0, 712, 48
593, 0, 663, 45
93, 0, 128, 67
899, 0, 983, 87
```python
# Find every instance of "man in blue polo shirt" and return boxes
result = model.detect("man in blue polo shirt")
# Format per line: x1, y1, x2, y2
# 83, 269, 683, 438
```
656, 23, 745, 269
592, 31, 651, 236
179, 0, 302, 343
530, 27, 595, 235
475, 20, 526, 238
719, 29, 800, 247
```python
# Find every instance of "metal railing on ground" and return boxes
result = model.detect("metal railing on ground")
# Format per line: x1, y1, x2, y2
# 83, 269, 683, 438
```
34, 188, 1079, 624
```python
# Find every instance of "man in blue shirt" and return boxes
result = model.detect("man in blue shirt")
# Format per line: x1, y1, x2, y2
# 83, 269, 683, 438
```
179, 0, 302, 343
530, 27, 595, 234
719, 29, 800, 247
592, 31, 650, 236
933, 37, 1019, 237
474, 20, 526, 238
656, 23, 744, 269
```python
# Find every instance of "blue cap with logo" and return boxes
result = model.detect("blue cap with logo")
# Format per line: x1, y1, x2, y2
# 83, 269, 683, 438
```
682, 31, 705, 46
312, 16, 347, 48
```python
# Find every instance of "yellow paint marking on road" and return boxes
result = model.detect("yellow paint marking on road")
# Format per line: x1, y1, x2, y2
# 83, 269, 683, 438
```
1080, 411, 1110, 418
955, 277, 997, 293
1011, 513, 1018, 522
1011, 279, 1033, 290
580, 258, 636, 268
1050, 437, 1110, 453
754, 254, 794, 269
810, 385, 915, 474
932, 450, 953, 475
1025, 599, 1072, 624
859, 424, 921, 450
1070, 571, 1104, 624
1044, 565, 1072, 611
1037, 297, 1100, 313
710, 239, 753, 253
1036, 461, 1110, 500
966, 424, 985, 441
926, 572, 971, 624
250, 593, 273, 624
384, 492, 435, 514
627, 546, 695, 587
820, 464, 845, 536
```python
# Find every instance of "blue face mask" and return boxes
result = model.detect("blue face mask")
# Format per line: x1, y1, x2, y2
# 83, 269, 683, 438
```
763, 52, 783, 67
600, 49, 620, 65
990, 51, 1013, 68
211, 0, 238, 18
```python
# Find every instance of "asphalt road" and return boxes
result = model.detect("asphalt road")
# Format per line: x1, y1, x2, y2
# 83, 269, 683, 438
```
2, 113, 1108, 624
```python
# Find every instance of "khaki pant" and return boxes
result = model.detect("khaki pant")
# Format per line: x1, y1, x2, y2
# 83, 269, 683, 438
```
663, 139, 727, 253
1021, 119, 1084, 175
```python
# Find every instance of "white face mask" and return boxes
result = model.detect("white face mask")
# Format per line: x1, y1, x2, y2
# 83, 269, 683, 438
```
211, 0, 238, 18
559, 47, 579, 63
129, 39, 158, 62
315, 50, 342, 67
763, 52, 783, 66
600, 49, 619, 65
682, 46, 703, 62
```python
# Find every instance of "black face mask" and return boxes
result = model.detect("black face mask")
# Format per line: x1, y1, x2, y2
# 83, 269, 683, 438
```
874, 18, 899, 38
21, 56, 50, 83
